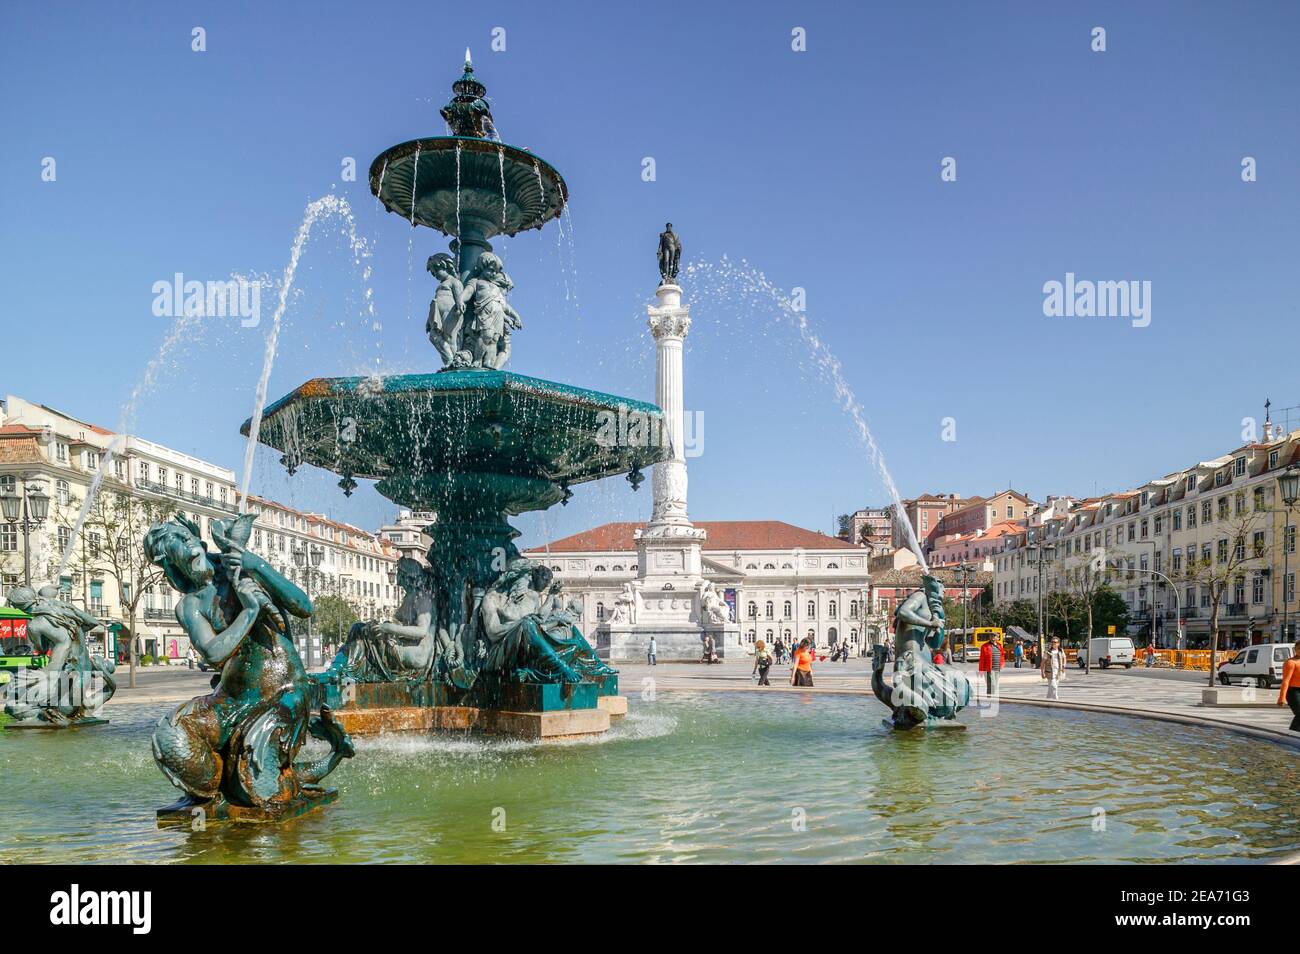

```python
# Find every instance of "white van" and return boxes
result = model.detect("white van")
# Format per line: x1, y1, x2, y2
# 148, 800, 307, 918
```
1078, 637, 1136, 669
1217, 643, 1293, 689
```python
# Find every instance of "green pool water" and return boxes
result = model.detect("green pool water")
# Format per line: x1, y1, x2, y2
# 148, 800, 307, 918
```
3, 691, 1299, 864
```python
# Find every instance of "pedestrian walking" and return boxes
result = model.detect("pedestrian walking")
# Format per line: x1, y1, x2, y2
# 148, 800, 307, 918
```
1013, 639, 1024, 669
1144, 642, 1156, 668
1042, 636, 1066, 700
1277, 643, 1300, 731
791, 638, 814, 687
753, 639, 772, 686
647, 636, 657, 666
979, 636, 1003, 698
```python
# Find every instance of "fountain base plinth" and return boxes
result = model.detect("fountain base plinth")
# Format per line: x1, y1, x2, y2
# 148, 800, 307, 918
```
156, 787, 339, 828
333, 701, 615, 740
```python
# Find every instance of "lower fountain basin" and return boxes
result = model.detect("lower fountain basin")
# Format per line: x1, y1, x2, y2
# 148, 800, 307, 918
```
243, 370, 670, 513
7, 692, 1300, 863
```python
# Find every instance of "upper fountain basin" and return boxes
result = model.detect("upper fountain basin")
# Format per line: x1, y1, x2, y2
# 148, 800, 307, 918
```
369, 137, 567, 239
242, 370, 670, 514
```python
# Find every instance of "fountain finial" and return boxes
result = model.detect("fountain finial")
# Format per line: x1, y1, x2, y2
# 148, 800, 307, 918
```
441, 54, 494, 138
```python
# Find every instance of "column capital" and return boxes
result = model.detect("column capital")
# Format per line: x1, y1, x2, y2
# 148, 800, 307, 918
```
648, 283, 691, 339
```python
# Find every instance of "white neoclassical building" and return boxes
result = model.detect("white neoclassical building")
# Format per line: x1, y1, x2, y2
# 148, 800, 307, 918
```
523, 521, 870, 657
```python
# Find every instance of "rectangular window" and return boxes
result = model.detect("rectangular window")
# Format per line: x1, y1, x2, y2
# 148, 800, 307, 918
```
0, 524, 16, 551
1255, 487, 1266, 512
1202, 501, 1212, 523
1172, 510, 1182, 531
1186, 475, 1197, 493
1233, 456, 1247, 477
1253, 575, 1265, 604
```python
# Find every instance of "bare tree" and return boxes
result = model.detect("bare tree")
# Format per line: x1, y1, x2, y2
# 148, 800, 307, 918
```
1178, 510, 1267, 687
76, 488, 177, 689
1064, 552, 1106, 674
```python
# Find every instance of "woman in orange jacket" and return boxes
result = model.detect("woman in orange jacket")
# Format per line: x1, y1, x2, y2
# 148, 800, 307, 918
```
1276, 644, 1300, 731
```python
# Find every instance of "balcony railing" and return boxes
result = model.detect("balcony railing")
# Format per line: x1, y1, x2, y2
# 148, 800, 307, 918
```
143, 607, 174, 621
134, 480, 238, 513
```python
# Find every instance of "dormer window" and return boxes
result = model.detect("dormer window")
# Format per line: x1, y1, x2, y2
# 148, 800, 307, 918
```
1233, 456, 1247, 477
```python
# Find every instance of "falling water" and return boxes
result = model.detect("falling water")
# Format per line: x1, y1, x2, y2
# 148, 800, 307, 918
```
454, 141, 462, 270
498, 145, 507, 229
239, 194, 371, 512
408, 147, 420, 227
684, 257, 929, 571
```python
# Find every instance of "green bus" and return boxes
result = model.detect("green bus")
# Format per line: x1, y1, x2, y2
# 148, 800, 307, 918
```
0, 605, 44, 683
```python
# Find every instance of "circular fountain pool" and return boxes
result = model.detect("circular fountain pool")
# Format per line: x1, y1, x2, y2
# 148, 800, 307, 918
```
3, 692, 1299, 864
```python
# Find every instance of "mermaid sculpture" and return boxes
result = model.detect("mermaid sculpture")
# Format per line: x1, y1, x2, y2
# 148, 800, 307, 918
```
144, 514, 354, 821
871, 574, 970, 729
3, 586, 116, 727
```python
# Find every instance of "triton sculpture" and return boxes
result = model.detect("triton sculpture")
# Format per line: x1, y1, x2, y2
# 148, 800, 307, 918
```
2, 586, 116, 728
871, 574, 971, 729
145, 514, 354, 823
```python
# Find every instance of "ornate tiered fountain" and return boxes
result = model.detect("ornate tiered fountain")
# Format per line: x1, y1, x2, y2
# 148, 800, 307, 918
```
243, 55, 669, 740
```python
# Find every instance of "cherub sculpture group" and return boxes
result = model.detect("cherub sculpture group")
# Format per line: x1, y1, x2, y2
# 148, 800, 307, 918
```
426, 251, 522, 370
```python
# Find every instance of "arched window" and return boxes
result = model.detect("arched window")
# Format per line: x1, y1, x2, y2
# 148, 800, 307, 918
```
612, 564, 624, 571
765, 601, 774, 618
765, 629, 774, 641
631, 564, 638, 572
828, 601, 838, 618
596, 602, 605, 620
56, 479, 70, 506
783, 629, 791, 640
783, 600, 792, 618
827, 562, 839, 569
807, 601, 816, 618
763, 563, 776, 570
782, 562, 793, 569
747, 601, 758, 618
828, 627, 839, 645
594, 565, 607, 572
550, 565, 562, 572
745, 563, 758, 570
746, 630, 755, 642
849, 600, 859, 618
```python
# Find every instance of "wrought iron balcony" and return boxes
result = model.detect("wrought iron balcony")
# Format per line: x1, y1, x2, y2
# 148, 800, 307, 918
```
133, 479, 238, 513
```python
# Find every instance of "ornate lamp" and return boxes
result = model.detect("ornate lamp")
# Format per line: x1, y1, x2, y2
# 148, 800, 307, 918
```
26, 483, 49, 522
310, 544, 324, 568
1280, 465, 1300, 508
0, 489, 18, 521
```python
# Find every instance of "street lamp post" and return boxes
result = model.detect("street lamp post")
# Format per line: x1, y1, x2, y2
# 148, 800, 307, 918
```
292, 542, 325, 668
1026, 541, 1056, 664
1279, 465, 1300, 644
957, 562, 974, 654
0, 476, 50, 587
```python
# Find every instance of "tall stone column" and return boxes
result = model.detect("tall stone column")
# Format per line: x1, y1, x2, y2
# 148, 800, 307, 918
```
647, 283, 692, 527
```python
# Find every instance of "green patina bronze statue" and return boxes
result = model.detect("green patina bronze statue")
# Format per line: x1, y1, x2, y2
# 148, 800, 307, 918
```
478, 559, 613, 684
3, 586, 116, 728
872, 574, 971, 729
144, 514, 354, 822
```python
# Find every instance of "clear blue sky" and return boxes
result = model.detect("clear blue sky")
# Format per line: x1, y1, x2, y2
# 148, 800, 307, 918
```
2, 0, 1297, 542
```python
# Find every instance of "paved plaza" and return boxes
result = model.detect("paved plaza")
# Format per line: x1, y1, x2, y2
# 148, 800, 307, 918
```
104, 656, 1300, 746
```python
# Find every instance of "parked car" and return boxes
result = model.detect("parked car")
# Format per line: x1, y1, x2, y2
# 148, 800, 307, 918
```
1217, 643, 1293, 688
1077, 636, 1136, 669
